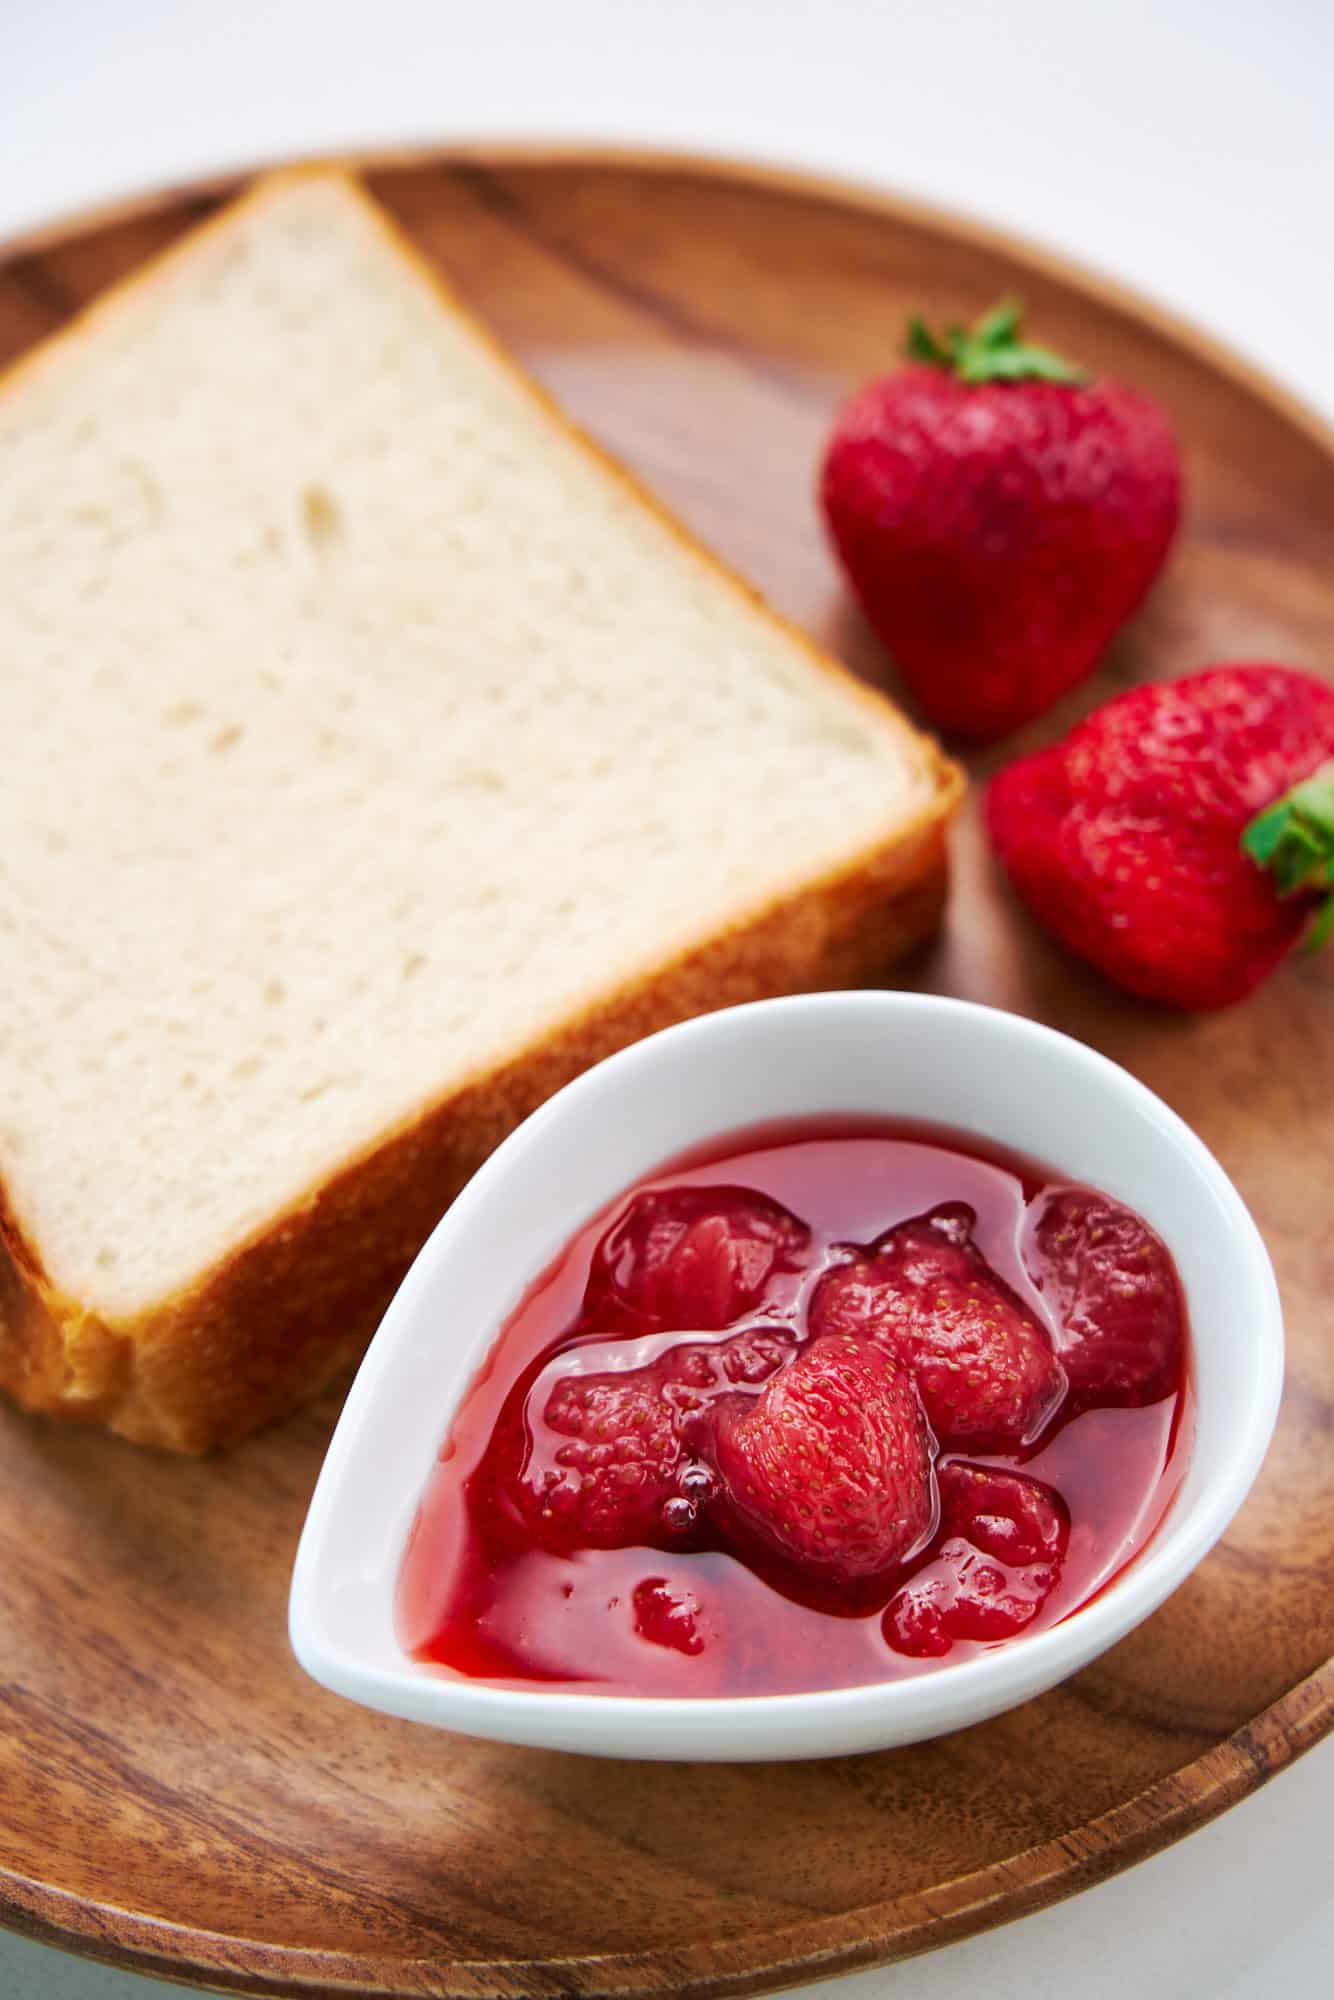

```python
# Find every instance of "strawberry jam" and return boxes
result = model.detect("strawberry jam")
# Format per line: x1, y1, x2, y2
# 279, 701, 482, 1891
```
399, 1121, 1192, 1696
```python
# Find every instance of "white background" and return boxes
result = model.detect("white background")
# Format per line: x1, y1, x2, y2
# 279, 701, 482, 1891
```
1, 2, 1331, 1996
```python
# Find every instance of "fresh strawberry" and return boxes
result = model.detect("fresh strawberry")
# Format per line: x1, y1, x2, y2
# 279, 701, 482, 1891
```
502, 1327, 794, 1551
713, 1335, 933, 1585
988, 664, 1334, 1008
1025, 1190, 1185, 1404
583, 1185, 809, 1332
809, 1203, 1064, 1447
884, 1462, 1068, 1657
819, 299, 1181, 739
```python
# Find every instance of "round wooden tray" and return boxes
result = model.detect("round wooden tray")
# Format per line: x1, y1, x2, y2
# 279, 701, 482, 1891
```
1, 149, 1331, 2000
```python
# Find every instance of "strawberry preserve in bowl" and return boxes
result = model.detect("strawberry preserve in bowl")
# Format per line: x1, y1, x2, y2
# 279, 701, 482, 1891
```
398, 1121, 1192, 1697
290, 994, 1281, 1760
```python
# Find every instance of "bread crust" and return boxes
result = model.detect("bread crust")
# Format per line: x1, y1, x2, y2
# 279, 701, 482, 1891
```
0, 169, 963, 1451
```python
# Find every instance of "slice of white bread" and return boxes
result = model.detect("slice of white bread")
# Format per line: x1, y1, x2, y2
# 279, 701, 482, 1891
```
0, 169, 961, 1451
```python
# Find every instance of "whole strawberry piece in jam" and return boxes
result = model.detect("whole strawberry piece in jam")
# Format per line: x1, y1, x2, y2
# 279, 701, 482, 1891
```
583, 1186, 809, 1333
713, 1334, 933, 1585
1025, 1190, 1185, 1405
820, 300, 1180, 740
885, 1462, 1069, 1658
504, 1327, 794, 1551
988, 663, 1334, 1009
936, 1460, 1069, 1566
809, 1203, 1064, 1447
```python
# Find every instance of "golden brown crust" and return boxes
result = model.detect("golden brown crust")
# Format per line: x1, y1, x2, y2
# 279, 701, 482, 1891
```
0, 169, 964, 1452
0, 802, 957, 1452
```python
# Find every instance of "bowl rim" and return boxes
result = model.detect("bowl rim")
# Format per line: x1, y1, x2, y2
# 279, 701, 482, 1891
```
289, 992, 1284, 1749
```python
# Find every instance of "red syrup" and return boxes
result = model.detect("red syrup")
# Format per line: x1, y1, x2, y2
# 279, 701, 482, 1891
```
398, 1120, 1193, 1697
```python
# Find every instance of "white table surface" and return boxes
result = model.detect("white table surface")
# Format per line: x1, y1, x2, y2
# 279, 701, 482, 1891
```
1, 3, 1330, 1996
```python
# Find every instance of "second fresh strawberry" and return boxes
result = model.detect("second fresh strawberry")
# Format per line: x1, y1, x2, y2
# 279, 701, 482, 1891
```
988, 663, 1334, 1007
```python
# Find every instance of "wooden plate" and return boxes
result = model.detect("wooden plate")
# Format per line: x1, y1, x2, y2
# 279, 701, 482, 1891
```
2, 149, 1332, 2000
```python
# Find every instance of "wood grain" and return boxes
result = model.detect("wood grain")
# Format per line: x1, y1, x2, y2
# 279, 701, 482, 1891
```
1, 149, 1331, 1999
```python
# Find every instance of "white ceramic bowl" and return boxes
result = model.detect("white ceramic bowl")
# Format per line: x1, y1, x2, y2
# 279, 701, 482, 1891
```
289, 993, 1282, 1761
